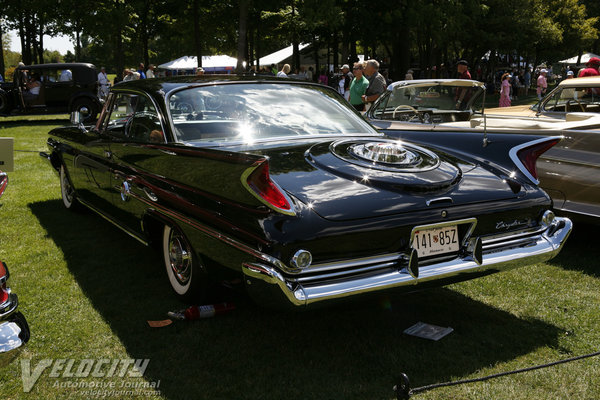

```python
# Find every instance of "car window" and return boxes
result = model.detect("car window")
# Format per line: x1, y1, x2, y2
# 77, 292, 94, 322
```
168, 83, 378, 144
105, 93, 163, 143
372, 84, 482, 120
543, 86, 600, 113
45, 69, 73, 83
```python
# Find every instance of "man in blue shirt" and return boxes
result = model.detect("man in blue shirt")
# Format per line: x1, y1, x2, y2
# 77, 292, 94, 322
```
137, 63, 147, 79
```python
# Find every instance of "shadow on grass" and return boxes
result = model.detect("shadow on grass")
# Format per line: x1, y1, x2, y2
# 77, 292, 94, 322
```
0, 118, 70, 128
30, 199, 563, 400
550, 220, 600, 278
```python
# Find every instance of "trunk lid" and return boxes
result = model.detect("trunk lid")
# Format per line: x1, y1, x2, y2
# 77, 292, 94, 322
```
255, 138, 520, 221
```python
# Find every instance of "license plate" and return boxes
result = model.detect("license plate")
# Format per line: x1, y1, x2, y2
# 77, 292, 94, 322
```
412, 225, 459, 258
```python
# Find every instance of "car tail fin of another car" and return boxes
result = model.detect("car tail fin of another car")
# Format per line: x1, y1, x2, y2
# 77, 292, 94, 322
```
509, 136, 562, 185
241, 159, 296, 216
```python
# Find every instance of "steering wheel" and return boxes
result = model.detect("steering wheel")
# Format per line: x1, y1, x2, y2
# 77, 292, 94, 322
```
566, 99, 585, 112
392, 104, 422, 122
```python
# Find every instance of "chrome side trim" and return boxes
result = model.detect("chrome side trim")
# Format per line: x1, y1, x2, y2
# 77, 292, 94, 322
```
77, 198, 150, 246
243, 217, 572, 307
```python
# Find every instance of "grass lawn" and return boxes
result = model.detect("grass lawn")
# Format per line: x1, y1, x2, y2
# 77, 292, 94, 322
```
0, 116, 599, 399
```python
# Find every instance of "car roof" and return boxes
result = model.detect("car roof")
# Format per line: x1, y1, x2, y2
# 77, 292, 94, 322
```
111, 74, 325, 94
557, 76, 600, 87
17, 63, 96, 70
387, 79, 485, 91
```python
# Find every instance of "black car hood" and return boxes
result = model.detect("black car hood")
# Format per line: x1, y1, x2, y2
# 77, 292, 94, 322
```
243, 138, 519, 221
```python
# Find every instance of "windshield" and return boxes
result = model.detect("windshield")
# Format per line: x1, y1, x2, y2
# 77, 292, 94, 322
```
168, 83, 378, 144
372, 83, 485, 121
542, 86, 600, 113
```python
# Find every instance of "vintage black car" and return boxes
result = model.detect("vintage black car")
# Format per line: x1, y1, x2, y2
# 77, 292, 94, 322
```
0, 63, 101, 121
40, 76, 572, 308
0, 172, 31, 367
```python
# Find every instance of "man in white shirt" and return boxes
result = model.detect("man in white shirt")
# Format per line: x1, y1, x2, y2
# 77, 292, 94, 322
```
146, 64, 156, 79
59, 69, 72, 81
97, 67, 109, 99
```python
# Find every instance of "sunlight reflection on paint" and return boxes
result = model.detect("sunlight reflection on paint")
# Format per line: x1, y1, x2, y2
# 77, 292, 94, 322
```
237, 122, 255, 145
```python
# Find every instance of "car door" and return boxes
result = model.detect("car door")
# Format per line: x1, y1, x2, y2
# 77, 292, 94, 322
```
538, 129, 600, 217
43, 68, 74, 108
103, 92, 166, 238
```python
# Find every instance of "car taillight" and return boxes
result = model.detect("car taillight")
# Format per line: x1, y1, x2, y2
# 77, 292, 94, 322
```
0, 283, 8, 304
0, 172, 7, 198
244, 161, 295, 215
0, 261, 8, 304
511, 137, 561, 183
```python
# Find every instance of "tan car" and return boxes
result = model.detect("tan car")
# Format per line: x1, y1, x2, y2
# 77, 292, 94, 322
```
368, 78, 600, 220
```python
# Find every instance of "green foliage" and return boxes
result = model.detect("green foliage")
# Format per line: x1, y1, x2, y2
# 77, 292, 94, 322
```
2, 1, 600, 79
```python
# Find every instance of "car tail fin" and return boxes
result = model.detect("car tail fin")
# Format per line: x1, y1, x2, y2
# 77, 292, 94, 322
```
509, 136, 562, 184
242, 160, 296, 216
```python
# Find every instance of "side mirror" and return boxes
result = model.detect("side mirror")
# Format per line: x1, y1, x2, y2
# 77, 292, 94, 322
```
70, 111, 86, 131
70, 111, 83, 125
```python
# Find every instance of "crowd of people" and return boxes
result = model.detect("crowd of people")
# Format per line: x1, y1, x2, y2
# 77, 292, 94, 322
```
96, 55, 600, 110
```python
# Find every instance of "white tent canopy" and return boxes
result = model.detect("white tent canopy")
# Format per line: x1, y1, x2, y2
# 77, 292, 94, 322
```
258, 43, 310, 66
558, 52, 600, 65
158, 55, 238, 71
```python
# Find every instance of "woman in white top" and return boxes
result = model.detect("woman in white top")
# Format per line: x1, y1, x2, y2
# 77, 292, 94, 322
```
277, 64, 291, 78
23, 73, 41, 104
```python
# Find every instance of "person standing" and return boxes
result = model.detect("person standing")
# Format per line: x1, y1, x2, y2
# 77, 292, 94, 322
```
523, 68, 531, 96
318, 69, 328, 86
146, 64, 156, 78
566, 70, 574, 79
306, 66, 314, 82
455, 60, 471, 109
339, 64, 353, 101
361, 59, 387, 107
97, 67, 110, 100
499, 73, 511, 107
577, 57, 600, 77
137, 63, 147, 79
277, 64, 290, 78
537, 69, 548, 101
349, 62, 370, 111
457, 59, 471, 80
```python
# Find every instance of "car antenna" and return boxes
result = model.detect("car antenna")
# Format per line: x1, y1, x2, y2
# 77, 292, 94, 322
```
482, 84, 489, 147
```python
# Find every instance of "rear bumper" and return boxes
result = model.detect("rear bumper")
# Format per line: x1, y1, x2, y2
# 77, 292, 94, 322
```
242, 217, 572, 308
1, 261, 31, 368
0, 293, 30, 368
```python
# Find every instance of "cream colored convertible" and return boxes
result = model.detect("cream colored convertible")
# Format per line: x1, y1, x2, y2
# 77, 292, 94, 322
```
368, 78, 600, 220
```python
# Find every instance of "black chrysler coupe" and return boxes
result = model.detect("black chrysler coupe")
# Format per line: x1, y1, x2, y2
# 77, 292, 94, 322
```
40, 76, 572, 308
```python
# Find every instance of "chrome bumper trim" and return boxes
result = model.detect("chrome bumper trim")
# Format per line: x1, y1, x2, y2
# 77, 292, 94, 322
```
0, 292, 18, 319
0, 312, 30, 368
242, 217, 572, 308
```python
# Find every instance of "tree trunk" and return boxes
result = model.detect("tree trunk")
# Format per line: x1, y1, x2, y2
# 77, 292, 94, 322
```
141, 1, 150, 68
332, 30, 338, 70
75, 30, 81, 62
193, 0, 202, 68
236, 0, 249, 72
0, 27, 5, 79
291, 0, 300, 71
37, 16, 44, 64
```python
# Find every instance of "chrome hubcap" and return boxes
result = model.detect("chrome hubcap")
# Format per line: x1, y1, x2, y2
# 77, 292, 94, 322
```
168, 231, 192, 285
61, 170, 74, 203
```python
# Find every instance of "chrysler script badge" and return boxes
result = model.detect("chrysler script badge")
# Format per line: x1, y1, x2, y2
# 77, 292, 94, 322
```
495, 219, 530, 230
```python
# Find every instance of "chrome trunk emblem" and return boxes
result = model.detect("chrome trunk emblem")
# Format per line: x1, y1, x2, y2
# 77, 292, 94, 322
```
350, 142, 421, 165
